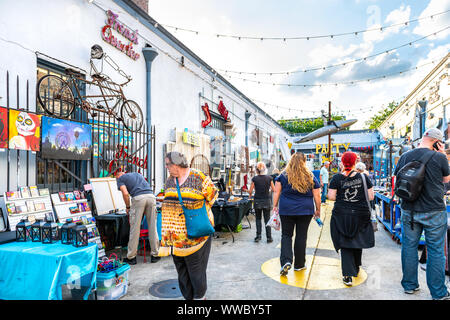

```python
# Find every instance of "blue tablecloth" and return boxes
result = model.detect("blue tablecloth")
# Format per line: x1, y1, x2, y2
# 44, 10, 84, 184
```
0, 241, 98, 300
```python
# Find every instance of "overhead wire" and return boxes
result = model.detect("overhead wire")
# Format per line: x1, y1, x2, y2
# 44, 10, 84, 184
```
217, 26, 450, 76
160, 10, 450, 41
224, 55, 447, 87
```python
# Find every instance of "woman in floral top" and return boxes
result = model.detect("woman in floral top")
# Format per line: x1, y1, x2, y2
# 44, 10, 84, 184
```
160, 151, 218, 300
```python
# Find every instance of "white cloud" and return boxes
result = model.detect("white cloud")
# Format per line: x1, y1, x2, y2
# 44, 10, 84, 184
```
363, 4, 411, 43
413, 0, 450, 39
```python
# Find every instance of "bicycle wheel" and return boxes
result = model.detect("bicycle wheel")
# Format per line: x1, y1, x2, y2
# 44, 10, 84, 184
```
120, 100, 143, 132
37, 75, 75, 118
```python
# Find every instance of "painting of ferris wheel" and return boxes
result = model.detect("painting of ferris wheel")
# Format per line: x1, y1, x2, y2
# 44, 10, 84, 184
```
41, 116, 93, 160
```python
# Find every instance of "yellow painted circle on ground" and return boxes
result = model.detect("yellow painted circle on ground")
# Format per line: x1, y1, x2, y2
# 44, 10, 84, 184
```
261, 255, 367, 290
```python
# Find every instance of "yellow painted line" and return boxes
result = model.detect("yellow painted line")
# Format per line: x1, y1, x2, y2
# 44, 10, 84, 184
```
261, 255, 367, 290
263, 201, 368, 290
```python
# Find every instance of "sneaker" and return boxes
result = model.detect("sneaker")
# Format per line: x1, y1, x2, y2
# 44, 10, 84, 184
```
343, 276, 353, 286
404, 286, 420, 294
432, 291, 450, 300
150, 256, 161, 263
280, 262, 292, 276
267, 238, 273, 243
294, 266, 307, 271
254, 236, 262, 242
123, 257, 137, 265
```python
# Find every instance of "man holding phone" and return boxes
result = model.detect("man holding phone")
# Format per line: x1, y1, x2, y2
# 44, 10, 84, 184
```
393, 128, 450, 300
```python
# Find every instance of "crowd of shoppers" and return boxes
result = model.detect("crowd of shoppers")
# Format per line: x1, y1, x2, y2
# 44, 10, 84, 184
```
114, 128, 450, 300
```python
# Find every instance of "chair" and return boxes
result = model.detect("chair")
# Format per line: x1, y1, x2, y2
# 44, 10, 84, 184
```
138, 216, 149, 262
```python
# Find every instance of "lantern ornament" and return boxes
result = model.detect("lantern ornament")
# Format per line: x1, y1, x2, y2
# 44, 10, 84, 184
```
42, 217, 59, 244
60, 218, 76, 245
73, 221, 88, 247
31, 219, 45, 242
16, 218, 32, 242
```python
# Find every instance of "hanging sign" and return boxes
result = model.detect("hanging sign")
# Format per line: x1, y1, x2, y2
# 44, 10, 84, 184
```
217, 100, 229, 121
201, 103, 212, 128
101, 10, 140, 60
182, 129, 200, 146
108, 144, 148, 175
315, 143, 350, 154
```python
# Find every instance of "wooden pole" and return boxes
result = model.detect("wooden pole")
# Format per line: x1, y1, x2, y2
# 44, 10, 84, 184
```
328, 101, 331, 160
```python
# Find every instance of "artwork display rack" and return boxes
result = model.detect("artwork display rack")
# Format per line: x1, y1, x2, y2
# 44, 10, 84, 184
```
4, 187, 55, 232
51, 192, 105, 257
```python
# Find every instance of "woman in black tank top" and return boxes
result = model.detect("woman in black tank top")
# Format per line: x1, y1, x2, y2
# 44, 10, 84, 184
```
248, 162, 275, 243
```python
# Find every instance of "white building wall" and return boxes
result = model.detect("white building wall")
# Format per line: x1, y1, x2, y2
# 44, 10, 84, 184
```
378, 54, 450, 141
0, 0, 289, 194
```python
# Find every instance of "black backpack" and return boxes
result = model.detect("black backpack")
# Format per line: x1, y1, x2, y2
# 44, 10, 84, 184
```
394, 150, 435, 202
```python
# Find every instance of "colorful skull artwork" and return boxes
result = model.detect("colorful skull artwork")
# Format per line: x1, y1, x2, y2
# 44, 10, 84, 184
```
9, 110, 41, 151
16, 112, 37, 136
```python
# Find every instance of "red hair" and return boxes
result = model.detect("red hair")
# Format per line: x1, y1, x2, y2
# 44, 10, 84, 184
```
341, 151, 357, 174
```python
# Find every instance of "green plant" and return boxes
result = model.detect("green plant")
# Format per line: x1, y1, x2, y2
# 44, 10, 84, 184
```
365, 101, 399, 129
278, 115, 346, 134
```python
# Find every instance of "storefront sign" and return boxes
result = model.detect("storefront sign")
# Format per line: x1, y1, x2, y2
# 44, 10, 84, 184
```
108, 144, 148, 175
182, 130, 200, 146
315, 143, 350, 154
218, 100, 229, 121
201, 103, 212, 128
101, 10, 140, 60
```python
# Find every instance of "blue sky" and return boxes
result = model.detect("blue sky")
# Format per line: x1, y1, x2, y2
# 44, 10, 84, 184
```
148, 0, 450, 128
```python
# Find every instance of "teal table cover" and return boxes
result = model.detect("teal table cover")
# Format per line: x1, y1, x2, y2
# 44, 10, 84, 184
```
0, 241, 98, 300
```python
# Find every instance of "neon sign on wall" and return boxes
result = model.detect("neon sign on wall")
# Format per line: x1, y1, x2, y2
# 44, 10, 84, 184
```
101, 10, 140, 60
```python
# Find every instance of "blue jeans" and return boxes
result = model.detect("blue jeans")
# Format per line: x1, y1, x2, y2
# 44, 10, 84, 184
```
401, 209, 448, 299
321, 183, 328, 203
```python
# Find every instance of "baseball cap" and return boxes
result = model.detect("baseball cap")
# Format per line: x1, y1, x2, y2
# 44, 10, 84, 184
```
423, 128, 444, 141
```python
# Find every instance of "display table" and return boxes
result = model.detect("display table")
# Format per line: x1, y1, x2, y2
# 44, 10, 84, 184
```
212, 199, 252, 242
96, 213, 130, 251
375, 192, 430, 245
0, 241, 98, 300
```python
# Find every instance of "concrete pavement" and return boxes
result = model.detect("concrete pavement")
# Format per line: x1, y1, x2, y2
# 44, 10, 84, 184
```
122, 201, 446, 300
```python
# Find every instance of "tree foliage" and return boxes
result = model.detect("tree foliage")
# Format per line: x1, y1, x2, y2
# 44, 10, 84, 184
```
364, 101, 399, 129
278, 115, 346, 134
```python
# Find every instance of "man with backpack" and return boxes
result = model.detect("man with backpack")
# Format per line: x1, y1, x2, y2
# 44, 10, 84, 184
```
394, 128, 450, 300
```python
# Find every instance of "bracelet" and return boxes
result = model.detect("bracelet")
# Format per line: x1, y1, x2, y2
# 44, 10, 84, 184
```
126, 206, 130, 209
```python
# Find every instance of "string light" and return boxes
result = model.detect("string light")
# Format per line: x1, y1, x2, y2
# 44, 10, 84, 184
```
159, 10, 449, 42
225, 56, 445, 88
216, 26, 450, 76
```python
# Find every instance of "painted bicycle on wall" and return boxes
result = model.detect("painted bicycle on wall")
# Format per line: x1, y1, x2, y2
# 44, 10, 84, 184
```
37, 45, 144, 132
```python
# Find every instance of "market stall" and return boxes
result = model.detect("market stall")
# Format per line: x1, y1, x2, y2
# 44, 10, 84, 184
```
211, 196, 253, 242
0, 236, 98, 300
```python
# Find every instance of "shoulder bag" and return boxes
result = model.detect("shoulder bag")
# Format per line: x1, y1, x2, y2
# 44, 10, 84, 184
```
361, 173, 378, 232
176, 178, 215, 239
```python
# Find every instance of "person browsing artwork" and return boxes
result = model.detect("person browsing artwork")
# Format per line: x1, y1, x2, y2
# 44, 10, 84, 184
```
115, 170, 160, 265
328, 151, 375, 287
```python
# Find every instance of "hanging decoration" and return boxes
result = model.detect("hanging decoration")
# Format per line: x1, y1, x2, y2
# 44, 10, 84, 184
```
0, 107, 8, 148
9, 110, 41, 151
217, 100, 229, 121
160, 10, 449, 42
225, 57, 445, 88
41, 116, 93, 160
217, 26, 449, 76
201, 103, 212, 128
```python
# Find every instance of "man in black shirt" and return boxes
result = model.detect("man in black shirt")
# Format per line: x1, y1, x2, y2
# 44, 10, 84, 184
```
393, 128, 450, 300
